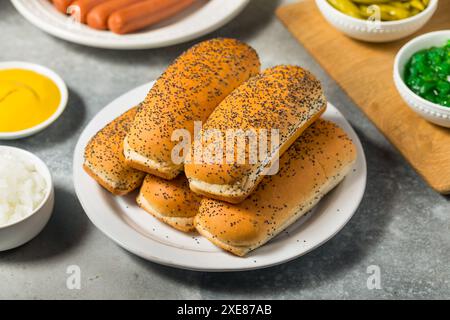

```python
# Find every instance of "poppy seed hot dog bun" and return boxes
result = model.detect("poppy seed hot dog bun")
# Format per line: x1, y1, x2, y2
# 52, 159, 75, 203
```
84, 107, 146, 196
124, 38, 261, 180
184, 65, 327, 204
194, 119, 357, 256
137, 174, 201, 232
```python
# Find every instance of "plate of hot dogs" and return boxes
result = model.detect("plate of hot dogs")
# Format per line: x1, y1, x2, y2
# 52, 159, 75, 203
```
11, 0, 250, 49
73, 38, 367, 271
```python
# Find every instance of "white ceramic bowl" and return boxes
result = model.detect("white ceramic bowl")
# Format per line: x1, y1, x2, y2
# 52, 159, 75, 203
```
0, 146, 54, 251
394, 30, 450, 127
316, 0, 438, 43
0, 61, 68, 140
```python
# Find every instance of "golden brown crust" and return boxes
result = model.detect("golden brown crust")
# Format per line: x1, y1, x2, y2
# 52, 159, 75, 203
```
194, 119, 357, 256
185, 65, 327, 203
84, 107, 146, 195
137, 174, 202, 232
125, 38, 261, 178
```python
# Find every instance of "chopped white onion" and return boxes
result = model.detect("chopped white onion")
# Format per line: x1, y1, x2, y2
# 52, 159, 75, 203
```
0, 152, 47, 226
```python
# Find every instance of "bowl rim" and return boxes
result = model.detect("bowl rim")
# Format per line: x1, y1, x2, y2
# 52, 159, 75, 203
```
319, 0, 438, 26
0, 146, 53, 230
0, 61, 69, 140
394, 29, 450, 113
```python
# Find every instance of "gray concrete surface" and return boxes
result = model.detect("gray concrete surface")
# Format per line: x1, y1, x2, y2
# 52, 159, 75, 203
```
0, 0, 449, 300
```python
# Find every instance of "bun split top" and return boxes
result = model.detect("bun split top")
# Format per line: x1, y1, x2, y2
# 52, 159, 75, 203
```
194, 119, 357, 256
185, 65, 327, 203
84, 107, 146, 195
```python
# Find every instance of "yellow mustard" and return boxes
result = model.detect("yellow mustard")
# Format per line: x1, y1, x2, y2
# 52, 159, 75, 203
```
0, 69, 61, 132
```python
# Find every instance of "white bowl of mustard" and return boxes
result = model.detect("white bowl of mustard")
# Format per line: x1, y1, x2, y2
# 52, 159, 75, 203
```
0, 61, 68, 140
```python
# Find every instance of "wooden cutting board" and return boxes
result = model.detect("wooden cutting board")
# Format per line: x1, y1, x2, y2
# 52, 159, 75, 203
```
277, 0, 450, 194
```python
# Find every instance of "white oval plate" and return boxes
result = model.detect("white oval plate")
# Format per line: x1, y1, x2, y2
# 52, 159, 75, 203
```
11, 0, 250, 50
73, 82, 367, 271
0, 61, 68, 140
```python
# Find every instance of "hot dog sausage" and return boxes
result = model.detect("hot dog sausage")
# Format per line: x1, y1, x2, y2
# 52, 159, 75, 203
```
108, 0, 195, 35
52, 0, 74, 14
86, 0, 145, 30
69, 0, 110, 23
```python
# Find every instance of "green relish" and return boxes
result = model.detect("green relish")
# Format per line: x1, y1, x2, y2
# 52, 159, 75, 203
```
404, 40, 450, 107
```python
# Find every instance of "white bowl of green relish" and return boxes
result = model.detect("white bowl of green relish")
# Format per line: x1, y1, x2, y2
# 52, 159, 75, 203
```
394, 30, 450, 127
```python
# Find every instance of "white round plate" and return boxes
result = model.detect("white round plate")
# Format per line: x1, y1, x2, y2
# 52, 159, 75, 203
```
73, 82, 367, 271
11, 0, 250, 49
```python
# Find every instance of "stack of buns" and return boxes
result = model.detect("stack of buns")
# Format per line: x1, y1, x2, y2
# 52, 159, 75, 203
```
83, 38, 357, 257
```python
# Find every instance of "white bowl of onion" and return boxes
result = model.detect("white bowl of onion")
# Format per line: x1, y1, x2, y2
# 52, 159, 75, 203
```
0, 146, 54, 251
